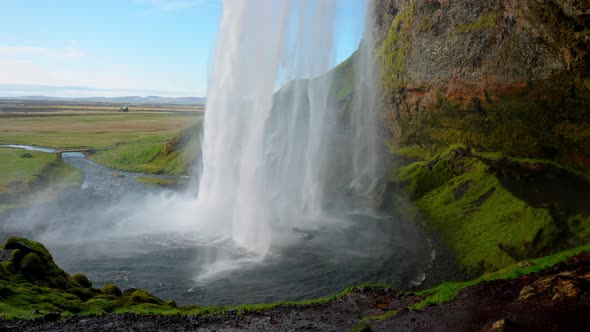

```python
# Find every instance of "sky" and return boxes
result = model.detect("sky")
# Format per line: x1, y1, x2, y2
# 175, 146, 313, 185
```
0, 0, 366, 98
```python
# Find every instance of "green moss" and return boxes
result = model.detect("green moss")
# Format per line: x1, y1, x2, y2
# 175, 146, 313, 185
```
389, 150, 590, 272
128, 289, 164, 305
19, 253, 46, 277
455, 11, 502, 33
388, 143, 437, 161
136, 176, 187, 189
378, 1, 415, 91
418, 13, 434, 32
414, 242, 590, 309
80, 298, 114, 315
2, 237, 72, 289
329, 49, 356, 107
69, 274, 92, 288
395, 83, 590, 170
67, 287, 96, 301
102, 283, 122, 297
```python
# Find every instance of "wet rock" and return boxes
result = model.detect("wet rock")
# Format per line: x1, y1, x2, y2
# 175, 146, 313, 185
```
43, 312, 61, 321
519, 271, 586, 301
551, 279, 580, 301
0, 249, 14, 262
492, 318, 507, 330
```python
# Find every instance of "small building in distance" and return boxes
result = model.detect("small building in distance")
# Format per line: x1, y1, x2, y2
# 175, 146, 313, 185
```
119, 106, 129, 112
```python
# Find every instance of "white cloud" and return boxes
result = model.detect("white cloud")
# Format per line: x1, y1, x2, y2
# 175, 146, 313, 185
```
0, 46, 85, 59
135, 0, 206, 14
0, 58, 196, 97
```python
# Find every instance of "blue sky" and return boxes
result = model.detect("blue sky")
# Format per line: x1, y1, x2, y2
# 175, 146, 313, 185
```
0, 0, 366, 98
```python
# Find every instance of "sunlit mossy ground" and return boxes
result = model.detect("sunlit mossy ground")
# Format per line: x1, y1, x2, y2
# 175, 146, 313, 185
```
384, 144, 590, 274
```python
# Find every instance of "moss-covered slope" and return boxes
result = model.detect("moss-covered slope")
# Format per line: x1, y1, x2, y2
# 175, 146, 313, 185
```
379, 146, 590, 273
0, 237, 174, 319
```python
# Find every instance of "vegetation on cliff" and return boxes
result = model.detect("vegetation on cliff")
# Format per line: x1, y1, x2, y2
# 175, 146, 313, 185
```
376, 0, 590, 169
371, 0, 590, 275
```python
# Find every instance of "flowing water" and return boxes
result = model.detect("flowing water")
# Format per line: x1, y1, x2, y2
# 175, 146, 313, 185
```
0, 1, 439, 306
196, 0, 385, 255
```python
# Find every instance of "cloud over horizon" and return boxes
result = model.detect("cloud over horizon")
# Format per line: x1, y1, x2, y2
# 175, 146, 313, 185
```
0, 46, 85, 59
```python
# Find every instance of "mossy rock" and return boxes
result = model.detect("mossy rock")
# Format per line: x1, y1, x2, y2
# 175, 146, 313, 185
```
20, 253, 46, 277
80, 298, 114, 314
3, 237, 52, 259
67, 287, 96, 301
0, 284, 13, 298
128, 289, 163, 305
2, 237, 71, 289
69, 273, 92, 288
165, 300, 178, 308
5, 249, 23, 273
0, 263, 10, 280
102, 283, 122, 297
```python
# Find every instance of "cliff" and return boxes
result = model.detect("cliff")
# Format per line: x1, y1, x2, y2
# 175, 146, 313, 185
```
375, 0, 590, 168
373, 0, 590, 273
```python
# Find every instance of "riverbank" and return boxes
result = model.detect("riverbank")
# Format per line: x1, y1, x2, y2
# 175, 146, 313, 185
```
1, 237, 589, 331
0, 148, 82, 212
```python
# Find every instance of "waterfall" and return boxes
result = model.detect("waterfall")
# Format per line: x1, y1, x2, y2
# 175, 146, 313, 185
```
349, 0, 383, 196
197, 0, 381, 255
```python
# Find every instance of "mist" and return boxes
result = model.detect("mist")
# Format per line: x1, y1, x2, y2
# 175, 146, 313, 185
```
0, 0, 433, 305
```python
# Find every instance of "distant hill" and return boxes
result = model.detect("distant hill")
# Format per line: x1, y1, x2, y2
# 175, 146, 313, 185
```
2, 95, 206, 106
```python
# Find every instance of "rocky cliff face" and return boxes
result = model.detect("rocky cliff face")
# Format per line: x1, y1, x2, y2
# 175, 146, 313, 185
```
374, 0, 590, 168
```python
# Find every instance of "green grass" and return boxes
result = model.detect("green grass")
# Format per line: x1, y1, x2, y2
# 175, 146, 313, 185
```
0, 149, 83, 211
90, 122, 202, 175
0, 148, 54, 192
136, 177, 188, 189
0, 112, 199, 149
0, 112, 203, 176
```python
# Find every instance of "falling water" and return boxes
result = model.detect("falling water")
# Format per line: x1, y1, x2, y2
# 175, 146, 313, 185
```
197, 0, 382, 255
349, 0, 384, 196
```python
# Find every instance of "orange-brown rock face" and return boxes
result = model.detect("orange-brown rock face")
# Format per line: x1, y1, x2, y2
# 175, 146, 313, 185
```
374, 0, 590, 168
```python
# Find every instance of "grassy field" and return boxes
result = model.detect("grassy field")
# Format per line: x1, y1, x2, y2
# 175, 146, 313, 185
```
0, 104, 203, 176
0, 148, 83, 211
0, 112, 200, 149
0, 148, 55, 193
